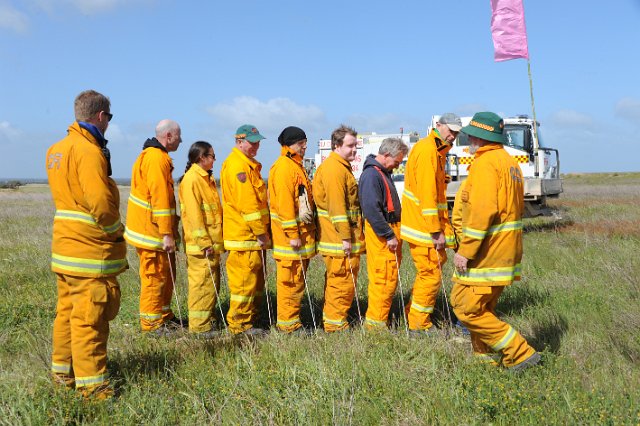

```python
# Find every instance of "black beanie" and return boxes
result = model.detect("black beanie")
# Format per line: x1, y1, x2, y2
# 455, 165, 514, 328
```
278, 126, 307, 146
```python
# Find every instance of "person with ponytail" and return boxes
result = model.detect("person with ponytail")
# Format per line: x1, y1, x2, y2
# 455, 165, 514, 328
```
178, 141, 224, 338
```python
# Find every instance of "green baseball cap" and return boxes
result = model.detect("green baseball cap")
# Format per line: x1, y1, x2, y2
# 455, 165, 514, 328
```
460, 112, 506, 144
235, 124, 265, 143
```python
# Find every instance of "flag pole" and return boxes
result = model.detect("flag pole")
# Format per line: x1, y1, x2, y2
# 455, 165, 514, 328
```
527, 58, 540, 177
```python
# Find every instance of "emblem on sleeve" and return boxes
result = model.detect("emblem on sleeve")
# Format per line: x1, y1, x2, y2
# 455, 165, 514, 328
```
237, 172, 247, 183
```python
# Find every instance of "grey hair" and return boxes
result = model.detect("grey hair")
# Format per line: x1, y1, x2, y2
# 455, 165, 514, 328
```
378, 137, 409, 157
155, 119, 180, 138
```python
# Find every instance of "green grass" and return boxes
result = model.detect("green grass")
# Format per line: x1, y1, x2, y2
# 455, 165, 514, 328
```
1, 176, 639, 425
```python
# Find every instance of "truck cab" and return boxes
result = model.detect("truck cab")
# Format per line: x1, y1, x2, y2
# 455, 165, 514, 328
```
441, 115, 562, 215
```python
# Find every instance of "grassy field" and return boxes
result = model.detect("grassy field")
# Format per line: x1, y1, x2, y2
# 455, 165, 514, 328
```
1, 174, 639, 425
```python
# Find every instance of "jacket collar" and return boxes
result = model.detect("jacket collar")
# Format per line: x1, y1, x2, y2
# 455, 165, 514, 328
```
69, 122, 113, 176
474, 143, 504, 158
281, 146, 303, 165
232, 147, 262, 171
143, 137, 168, 152
329, 151, 352, 171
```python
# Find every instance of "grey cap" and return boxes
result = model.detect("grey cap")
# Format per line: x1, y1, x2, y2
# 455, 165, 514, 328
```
438, 113, 463, 132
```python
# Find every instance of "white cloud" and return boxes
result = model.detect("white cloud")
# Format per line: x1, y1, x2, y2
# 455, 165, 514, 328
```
547, 109, 595, 129
615, 97, 640, 125
343, 112, 421, 135
30, 0, 152, 16
0, 121, 24, 144
0, 2, 29, 33
206, 96, 328, 137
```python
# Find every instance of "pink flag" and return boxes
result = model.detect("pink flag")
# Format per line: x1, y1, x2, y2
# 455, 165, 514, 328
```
490, 0, 529, 62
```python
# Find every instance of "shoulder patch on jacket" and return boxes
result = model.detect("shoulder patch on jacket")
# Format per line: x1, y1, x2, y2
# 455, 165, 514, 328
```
236, 172, 247, 183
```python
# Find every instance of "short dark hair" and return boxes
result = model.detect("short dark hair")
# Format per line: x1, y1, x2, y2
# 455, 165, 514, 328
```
74, 90, 110, 122
331, 124, 357, 150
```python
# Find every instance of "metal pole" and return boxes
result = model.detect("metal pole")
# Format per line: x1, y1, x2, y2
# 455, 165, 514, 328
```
300, 254, 317, 331
260, 249, 273, 327
207, 253, 228, 332
394, 251, 409, 336
166, 251, 184, 328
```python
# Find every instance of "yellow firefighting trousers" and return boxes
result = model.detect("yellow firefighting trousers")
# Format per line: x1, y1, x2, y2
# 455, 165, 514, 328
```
406, 243, 447, 331
137, 248, 175, 331
226, 250, 265, 333
51, 274, 120, 396
364, 222, 402, 329
451, 283, 537, 367
322, 255, 360, 332
275, 258, 310, 332
186, 253, 220, 333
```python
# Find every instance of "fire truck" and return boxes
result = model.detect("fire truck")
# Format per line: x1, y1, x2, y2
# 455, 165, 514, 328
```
438, 115, 562, 215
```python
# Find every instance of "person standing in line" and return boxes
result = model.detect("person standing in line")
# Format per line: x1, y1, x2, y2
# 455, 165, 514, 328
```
46, 90, 127, 399
268, 126, 317, 334
179, 141, 224, 339
359, 137, 408, 329
452, 111, 540, 371
400, 113, 462, 337
312, 125, 365, 332
125, 119, 183, 336
220, 125, 271, 336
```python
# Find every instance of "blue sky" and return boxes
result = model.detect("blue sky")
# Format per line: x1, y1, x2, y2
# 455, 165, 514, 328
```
1, 0, 639, 179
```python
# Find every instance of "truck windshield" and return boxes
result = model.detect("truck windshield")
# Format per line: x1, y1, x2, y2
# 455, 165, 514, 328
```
504, 125, 530, 151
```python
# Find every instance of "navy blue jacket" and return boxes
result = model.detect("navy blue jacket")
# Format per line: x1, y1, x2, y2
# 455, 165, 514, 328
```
358, 154, 402, 240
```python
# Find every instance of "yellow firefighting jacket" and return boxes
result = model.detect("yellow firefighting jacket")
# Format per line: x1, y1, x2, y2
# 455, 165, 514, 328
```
46, 122, 127, 277
179, 163, 224, 255
312, 151, 364, 257
125, 139, 177, 250
453, 143, 524, 286
220, 147, 270, 250
400, 129, 455, 248
268, 146, 317, 260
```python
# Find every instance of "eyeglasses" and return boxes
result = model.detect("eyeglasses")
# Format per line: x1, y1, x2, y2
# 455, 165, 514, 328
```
205, 153, 216, 160
103, 111, 113, 122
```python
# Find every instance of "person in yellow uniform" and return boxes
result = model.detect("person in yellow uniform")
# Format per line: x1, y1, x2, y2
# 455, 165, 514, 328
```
400, 113, 462, 337
452, 111, 540, 372
220, 125, 271, 336
46, 90, 127, 399
179, 141, 224, 339
312, 125, 365, 332
358, 138, 408, 329
125, 119, 183, 335
268, 126, 317, 334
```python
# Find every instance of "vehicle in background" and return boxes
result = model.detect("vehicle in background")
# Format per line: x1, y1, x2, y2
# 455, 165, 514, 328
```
437, 115, 562, 216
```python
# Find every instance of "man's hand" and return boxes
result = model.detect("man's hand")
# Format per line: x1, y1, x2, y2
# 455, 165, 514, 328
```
163, 234, 176, 253
289, 238, 302, 250
386, 237, 399, 252
342, 239, 352, 256
257, 233, 270, 248
454, 252, 469, 274
203, 247, 213, 257
431, 231, 445, 250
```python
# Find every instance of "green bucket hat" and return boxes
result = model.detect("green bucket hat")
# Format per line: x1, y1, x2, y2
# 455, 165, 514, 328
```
235, 124, 265, 143
460, 112, 506, 144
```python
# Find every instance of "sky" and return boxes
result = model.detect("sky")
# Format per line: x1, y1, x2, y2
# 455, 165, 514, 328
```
1, 0, 639, 179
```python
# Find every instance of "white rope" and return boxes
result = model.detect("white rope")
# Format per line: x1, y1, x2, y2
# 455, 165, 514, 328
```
394, 250, 409, 337
260, 249, 273, 327
166, 251, 184, 328
347, 254, 363, 328
206, 253, 228, 332
300, 255, 317, 331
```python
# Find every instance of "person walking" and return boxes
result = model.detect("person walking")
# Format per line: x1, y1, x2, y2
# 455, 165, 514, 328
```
451, 111, 540, 371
